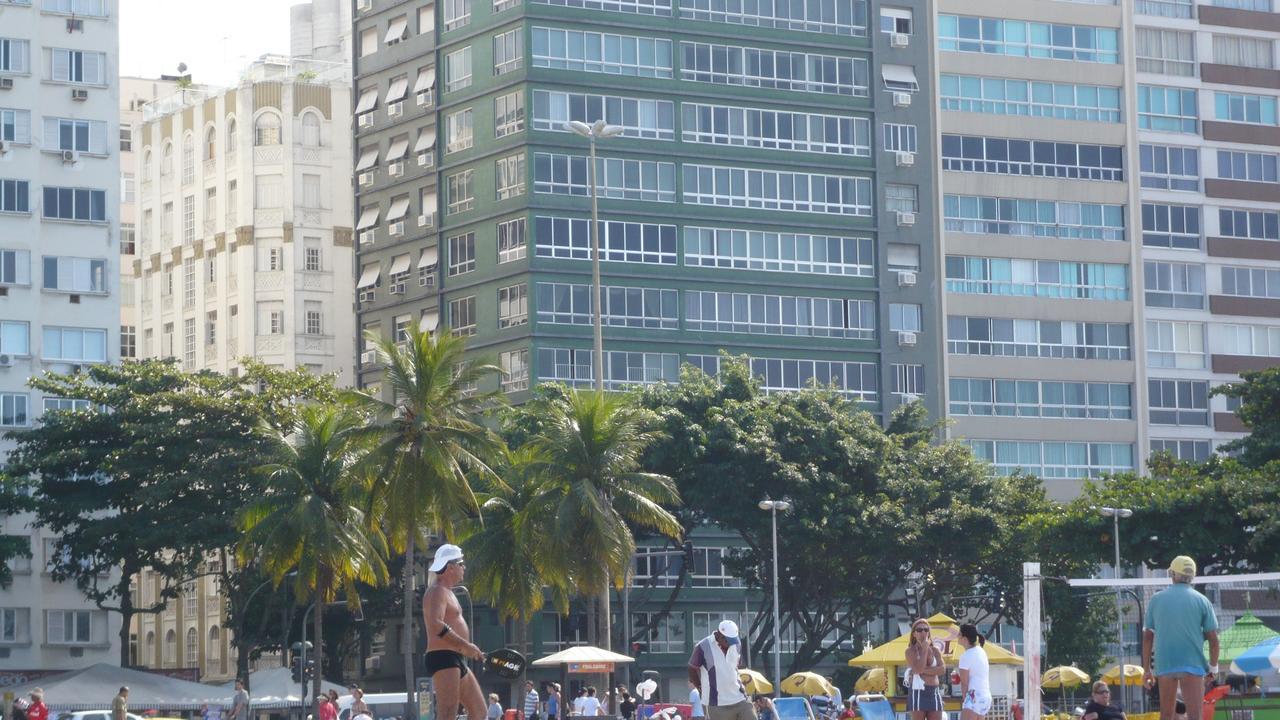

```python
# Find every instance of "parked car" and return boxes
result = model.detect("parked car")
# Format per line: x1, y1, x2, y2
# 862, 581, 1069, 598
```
774, 698, 817, 720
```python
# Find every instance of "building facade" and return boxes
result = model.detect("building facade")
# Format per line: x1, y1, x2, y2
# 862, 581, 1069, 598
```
0, 0, 123, 676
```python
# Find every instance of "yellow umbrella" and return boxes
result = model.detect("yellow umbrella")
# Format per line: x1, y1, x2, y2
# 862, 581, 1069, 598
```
854, 667, 888, 693
1101, 664, 1145, 686
740, 669, 774, 695
847, 613, 1024, 667
1042, 666, 1090, 690
782, 671, 835, 697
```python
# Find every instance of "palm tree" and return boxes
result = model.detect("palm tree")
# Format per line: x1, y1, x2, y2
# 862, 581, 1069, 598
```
530, 390, 682, 650
238, 404, 389, 706
347, 325, 505, 712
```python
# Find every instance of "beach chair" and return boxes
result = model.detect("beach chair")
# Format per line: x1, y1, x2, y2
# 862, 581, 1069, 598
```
856, 693, 897, 720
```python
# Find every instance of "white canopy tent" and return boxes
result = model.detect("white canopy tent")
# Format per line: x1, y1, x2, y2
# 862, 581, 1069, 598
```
218, 667, 346, 710
531, 646, 636, 667
4, 664, 232, 710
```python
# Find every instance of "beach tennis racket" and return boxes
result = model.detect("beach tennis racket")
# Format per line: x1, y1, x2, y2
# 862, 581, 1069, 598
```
484, 648, 528, 678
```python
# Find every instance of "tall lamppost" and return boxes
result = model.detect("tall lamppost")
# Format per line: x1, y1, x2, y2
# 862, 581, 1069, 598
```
758, 498, 792, 696
1100, 506, 1134, 709
566, 119, 624, 392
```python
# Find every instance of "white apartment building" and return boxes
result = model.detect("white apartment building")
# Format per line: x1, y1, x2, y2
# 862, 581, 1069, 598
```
0, 0, 123, 675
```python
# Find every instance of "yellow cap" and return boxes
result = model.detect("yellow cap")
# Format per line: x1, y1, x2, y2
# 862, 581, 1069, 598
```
1169, 555, 1197, 577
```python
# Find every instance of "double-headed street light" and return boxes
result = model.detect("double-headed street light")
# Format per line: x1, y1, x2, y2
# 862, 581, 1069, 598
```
566, 120, 625, 392
1100, 506, 1134, 709
758, 498, 792, 696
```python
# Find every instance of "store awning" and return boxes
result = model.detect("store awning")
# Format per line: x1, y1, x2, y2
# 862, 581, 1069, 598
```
389, 253, 412, 276
355, 88, 377, 114
418, 246, 439, 268
419, 311, 440, 332
356, 206, 380, 230
355, 148, 378, 171
387, 196, 411, 222
414, 70, 436, 92
384, 16, 408, 44
882, 64, 919, 92
357, 263, 381, 289
387, 137, 409, 161
386, 76, 409, 103
415, 129, 436, 153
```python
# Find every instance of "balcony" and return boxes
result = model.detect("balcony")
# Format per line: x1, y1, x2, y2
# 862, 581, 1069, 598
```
253, 145, 284, 164
295, 146, 326, 165
296, 272, 333, 292
255, 271, 285, 291
203, 159, 216, 178
254, 208, 284, 227
254, 334, 286, 355
296, 334, 334, 356
203, 218, 216, 234
298, 208, 325, 226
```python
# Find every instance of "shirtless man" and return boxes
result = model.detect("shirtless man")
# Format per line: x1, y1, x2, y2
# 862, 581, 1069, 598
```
424, 544, 487, 720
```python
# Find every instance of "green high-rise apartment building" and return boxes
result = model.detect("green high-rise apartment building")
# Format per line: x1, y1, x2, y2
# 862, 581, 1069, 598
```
351, 0, 943, 419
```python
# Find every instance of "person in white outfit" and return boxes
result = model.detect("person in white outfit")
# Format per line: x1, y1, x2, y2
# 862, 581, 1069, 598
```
957, 624, 991, 720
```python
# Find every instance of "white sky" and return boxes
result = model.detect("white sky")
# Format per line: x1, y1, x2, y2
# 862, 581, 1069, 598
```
120, 0, 298, 87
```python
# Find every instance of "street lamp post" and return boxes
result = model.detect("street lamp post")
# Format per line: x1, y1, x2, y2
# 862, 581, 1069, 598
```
1100, 506, 1134, 710
566, 119, 624, 392
758, 499, 792, 696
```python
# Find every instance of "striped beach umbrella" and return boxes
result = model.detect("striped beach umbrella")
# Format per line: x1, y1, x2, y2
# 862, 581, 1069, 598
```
1230, 636, 1280, 676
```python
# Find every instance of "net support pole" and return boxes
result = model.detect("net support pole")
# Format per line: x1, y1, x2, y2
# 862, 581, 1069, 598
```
1024, 562, 1043, 720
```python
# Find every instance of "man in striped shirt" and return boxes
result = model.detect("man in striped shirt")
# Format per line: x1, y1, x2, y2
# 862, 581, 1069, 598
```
523, 681, 541, 720
688, 620, 757, 720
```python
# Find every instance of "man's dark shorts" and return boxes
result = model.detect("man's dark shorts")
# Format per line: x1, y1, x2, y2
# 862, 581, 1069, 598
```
426, 649, 470, 678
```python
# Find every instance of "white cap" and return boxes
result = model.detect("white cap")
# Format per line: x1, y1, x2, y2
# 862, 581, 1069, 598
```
718, 619, 740, 642
430, 544, 464, 572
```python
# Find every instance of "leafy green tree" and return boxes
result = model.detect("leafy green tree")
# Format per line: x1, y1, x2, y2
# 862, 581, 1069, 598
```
1214, 367, 1280, 467
0, 472, 34, 589
4, 359, 334, 666
347, 326, 505, 708
239, 404, 389, 704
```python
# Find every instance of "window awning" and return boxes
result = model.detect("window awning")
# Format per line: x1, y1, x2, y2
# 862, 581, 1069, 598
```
882, 64, 919, 92
419, 311, 440, 332
880, 7, 911, 20
356, 148, 378, 171
418, 246, 439, 268
389, 253, 412, 276
415, 129, 436, 153
414, 70, 436, 93
355, 89, 378, 114
357, 206, 380, 230
387, 137, 409, 161
386, 76, 409, 103
384, 17, 408, 44
357, 264, 381, 288
420, 192, 437, 215
387, 196, 411, 222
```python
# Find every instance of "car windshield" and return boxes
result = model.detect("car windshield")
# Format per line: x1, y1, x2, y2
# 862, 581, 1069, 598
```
774, 699, 811, 720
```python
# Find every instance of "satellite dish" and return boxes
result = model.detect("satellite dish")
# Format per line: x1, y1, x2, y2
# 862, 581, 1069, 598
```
177, 62, 188, 74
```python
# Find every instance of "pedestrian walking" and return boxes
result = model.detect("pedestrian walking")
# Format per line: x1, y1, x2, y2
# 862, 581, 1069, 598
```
620, 691, 637, 720
525, 681, 542, 720
573, 688, 588, 716
230, 678, 250, 720
1142, 555, 1220, 720
350, 685, 372, 720
317, 694, 338, 720
957, 624, 991, 720
1083, 682, 1127, 720
112, 687, 129, 720
489, 693, 505, 720
687, 619, 757, 720
905, 618, 945, 720
581, 687, 603, 717
25, 689, 48, 720
690, 684, 705, 719
547, 683, 561, 720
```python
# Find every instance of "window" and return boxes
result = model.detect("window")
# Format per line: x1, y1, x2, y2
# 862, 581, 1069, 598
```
301, 112, 321, 147
531, 28, 675, 79
0, 320, 27, 357
303, 238, 322, 272
939, 75, 1123, 123
882, 123, 916, 153
204, 311, 216, 347
226, 118, 238, 151
499, 348, 530, 392
891, 364, 925, 397
494, 91, 525, 138
1137, 0, 1193, 17
202, 127, 216, 161
181, 133, 194, 184
950, 378, 1131, 420
182, 257, 195, 306
42, 187, 106, 222
448, 233, 476, 275
681, 103, 869, 156
945, 257, 1129, 300
161, 142, 174, 175
685, 227, 873, 276
1215, 92, 1279, 126
446, 170, 474, 215
943, 194, 1126, 242
1149, 379, 1209, 426
494, 28, 523, 75
683, 164, 871, 215
947, 316, 1130, 360
42, 256, 106, 293
880, 7, 911, 34
254, 175, 282, 209
227, 180, 237, 223
1, 109, 32, 144
0, 390, 29, 426
937, 16, 1119, 64
445, 108, 474, 153
450, 296, 477, 336
498, 284, 528, 328
1137, 86, 1198, 133
1211, 0, 1272, 9
43, 327, 107, 362
536, 216, 678, 265
967, 440, 1134, 479
1150, 439, 1211, 463
536, 153, 676, 202
50, 48, 106, 84
538, 348, 679, 389
1213, 34, 1275, 69
496, 154, 526, 200
47, 0, 106, 15
887, 244, 919, 272
304, 302, 322, 335
533, 0, 672, 15
0, 38, 30, 74
1142, 203, 1201, 249
46, 610, 91, 644
0, 179, 30, 213
444, 0, 470, 30
445, 47, 472, 92
1147, 320, 1205, 369
1218, 150, 1279, 183
1136, 28, 1196, 76
1141, 145, 1199, 191
885, 184, 917, 214
259, 245, 283, 272
688, 354, 878, 400
1219, 208, 1280, 241
385, 14, 408, 45
491, 218, 527, 263
0, 250, 30, 286
889, 303, 921, 332
46, 118, 107, 153
537, 283, 678, 328
941, 135, 1124, 182
182, 318, 196, 368
1144, 262, 1204, 309
881, 64, 918, 92
678, 41, 865, 95
254, 113, 281, 146
182, 195, 195, 243
680, 0, 865, 34
1222, 266, 1280, 298
686, 291, 875, 339
533, 90, 673, 141
122, 174, 135, 204
1218, 323, 1280, 357
121, 325, 135, 358
360, 27, 378, 57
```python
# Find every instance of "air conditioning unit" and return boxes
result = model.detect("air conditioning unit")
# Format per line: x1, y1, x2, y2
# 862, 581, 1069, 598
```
358, 113, 374, 129
418, 213, 434, 228
896, 270, 917, 287
359, 230, 375, 245
416, 91, 433, 108
71, 88, 89, 102
0, 139, 9, 154
360, 349, 377, 365
388, 161, 404, 178
389, 221, 405, 236
387, 102, 403, 118
61, 149, 79, 164
893, 92, 911, 108
897, 331, 917, 347
890, 32, 909, 48
0, 78, 13, 90
417, 151, 434, 168
895, 151, 915, 167
896, 211, 916, 227
365, 655, 382, 671
0, 354, 12, 367
66, 17, 84, 32
358, 171, 375, 187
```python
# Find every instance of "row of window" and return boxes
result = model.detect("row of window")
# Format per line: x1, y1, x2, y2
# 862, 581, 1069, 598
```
1136, 0, 1274, 20
687, 354, 886, 400
949, 378, 1132, 420
966, 441, 1134, 479
0, 252, 107, 293
943, 194, 1125, 242
0, 112, 110, 154
945, 257, 1129, 301
1138, 88, 1280, 132
937, 15, 1120, 64
940, 74, 1121, 123
1141, 204, 1279, 248
0, 324, 108, 365
947, 317, 1131, 360
941, 135, 1125, 181
0, 182, 107, 222
140, 111, 325, 187
0, 41, 107, 84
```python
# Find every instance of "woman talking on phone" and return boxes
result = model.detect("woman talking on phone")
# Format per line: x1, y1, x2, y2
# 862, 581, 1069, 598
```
957, 624, 991, 720
905, 619, 946, 720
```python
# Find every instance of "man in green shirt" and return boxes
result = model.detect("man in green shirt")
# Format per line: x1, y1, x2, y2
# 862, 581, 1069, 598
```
111, 687, 129, 720
1142, 556, 1220, 720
